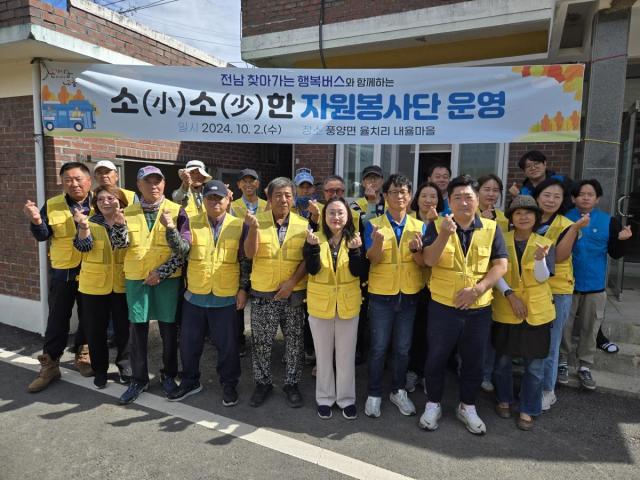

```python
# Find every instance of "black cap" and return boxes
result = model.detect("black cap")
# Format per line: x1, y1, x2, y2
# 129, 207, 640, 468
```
202, 180, 229, 198
238, 168, 259, 181
362, 165, 383, 179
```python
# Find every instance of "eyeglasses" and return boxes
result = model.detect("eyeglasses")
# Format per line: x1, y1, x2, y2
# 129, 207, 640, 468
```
324, 188, 345, 195
387, 189, 410, 196
524, 162, 543, 170
96, 196, 118, 203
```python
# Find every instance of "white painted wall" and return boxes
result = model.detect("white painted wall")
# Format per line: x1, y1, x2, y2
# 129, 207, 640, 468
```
0, 61, 32, 98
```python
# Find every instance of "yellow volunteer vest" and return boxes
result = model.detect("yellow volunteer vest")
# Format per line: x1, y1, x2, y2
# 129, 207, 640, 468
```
477, 207, 509, 233
184, 190, 205, 216
429, 216, 497, 308
367, 213, 425, 295
306, 232, 361, 319
121, 188, 136, 206
542, 214, 575, 295
492, 232, 555, 326
187, 212, 242, 297
78, 222, 126, 295
231, 197, 268, 219
123, 199, 182, 280
250, 211, 308, 292
46, 194, 92, 269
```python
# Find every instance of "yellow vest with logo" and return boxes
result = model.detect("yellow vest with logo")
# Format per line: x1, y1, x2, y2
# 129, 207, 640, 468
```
231, 197, 268, 219
367, 213, 425, 295
123, 199, 182, 280
542, 214, 575, 295
78, 222, 126, 295
476, 207, 509, 233
429, 217, 497, 308
121, 188, 136, 206
251, 211, 308, 292
306, 232, 362, 319
184, 190, 205, 216
187, 212, 242, 297
46, 194, 92, 269
492, 232, 555, 325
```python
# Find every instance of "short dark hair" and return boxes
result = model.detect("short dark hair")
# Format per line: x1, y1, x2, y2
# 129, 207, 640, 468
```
477, 174, 504, 194
410, 181, 444, 213
533, 177, 565, 199
323, 175, 345, 187
447, 174, 479, 198
92, 185, 129, 214
506, 204, 542, 231
428, 163, 452, 178
382, 174, 412, 194
518, 150, 546, 170
571, 179, 603, 198
59, 162, 90, 177
321, 197, 356, 243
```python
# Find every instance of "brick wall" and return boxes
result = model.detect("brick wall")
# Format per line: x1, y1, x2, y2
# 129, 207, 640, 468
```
1, 0, 214, 66
0, 96, 41, 301
242, 0, 469, 37
294, 144, 335, 181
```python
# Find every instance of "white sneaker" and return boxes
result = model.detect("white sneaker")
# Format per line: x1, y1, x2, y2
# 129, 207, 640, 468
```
419, 402, 442, 431
390, 389, 416, 416
365, 396, 382, 418
456, 404, 486, 435
405, 371, 419, 393
480, 380, 494, 393
542, 390, 557, 412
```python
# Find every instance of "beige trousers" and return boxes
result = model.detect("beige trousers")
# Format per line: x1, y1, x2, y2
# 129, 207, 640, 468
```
308, 313, 359, 408
560, 291, 607, 367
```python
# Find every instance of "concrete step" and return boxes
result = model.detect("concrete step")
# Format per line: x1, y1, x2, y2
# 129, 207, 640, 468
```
599, 295, 640, 344
592, 342, 640, 377
561, 366, 640, 397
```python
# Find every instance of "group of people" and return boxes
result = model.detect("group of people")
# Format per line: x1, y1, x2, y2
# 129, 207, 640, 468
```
23, 150, 632, 435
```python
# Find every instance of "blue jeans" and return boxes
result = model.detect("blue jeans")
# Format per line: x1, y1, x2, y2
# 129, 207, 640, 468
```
494, 354, 544, 416
367, 293, 417, 396
543, 294, 572, 391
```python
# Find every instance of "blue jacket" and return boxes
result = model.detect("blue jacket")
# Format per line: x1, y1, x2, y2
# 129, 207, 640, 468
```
566, 208, 610, 292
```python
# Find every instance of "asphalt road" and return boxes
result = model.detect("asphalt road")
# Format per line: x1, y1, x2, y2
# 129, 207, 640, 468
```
1, 322, 639, 480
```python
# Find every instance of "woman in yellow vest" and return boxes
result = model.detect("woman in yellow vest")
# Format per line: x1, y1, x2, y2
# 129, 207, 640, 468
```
73, 185, 131, 389
405, 181, 443, 393
476, 174, 509, 395
119, 166, 187, 405
492, 195, 555, 431
304, 197, 364, 420
533, 178, 589, 411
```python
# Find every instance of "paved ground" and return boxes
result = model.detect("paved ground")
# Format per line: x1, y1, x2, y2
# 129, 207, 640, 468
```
1, 321, 639, 480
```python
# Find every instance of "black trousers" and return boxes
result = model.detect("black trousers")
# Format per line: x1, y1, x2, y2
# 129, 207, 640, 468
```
237, 308, 246, 345
408, 288, 430, 376
129, 321, 178, 384
43, 278, 86, 360
80, 292, 130, 375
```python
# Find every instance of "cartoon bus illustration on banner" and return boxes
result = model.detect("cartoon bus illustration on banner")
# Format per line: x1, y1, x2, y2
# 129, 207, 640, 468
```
42, 99, 97, 132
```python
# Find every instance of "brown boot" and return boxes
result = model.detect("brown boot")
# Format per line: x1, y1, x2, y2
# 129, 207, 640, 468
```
28, 354, 61, 393
75, 344, 95, 377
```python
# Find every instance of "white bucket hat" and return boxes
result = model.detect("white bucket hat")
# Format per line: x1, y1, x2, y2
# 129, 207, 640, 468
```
185, 160, 212, 181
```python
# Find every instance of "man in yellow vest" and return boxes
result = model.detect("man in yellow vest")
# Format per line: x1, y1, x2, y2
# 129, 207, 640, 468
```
230, 168, 268, 356
244, 177, 308, 408
23, 162, 94, 392
164, 180, 250, 406
172, 159, 212, 216
363, 174, 427, 419
420, 175, 508, 435
350, 165, 385, 223
93, 160, 138, 205
118, 166, 188, 405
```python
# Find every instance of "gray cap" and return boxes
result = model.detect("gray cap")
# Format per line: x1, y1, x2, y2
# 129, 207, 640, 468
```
202, 180, 229, 198
506, 195, 542, 218
238, 168, 259, 181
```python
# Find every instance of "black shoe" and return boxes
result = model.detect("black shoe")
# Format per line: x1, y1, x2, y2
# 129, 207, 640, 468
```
317, 405, 332, 419
118, 381, 148, 405
118, 366, 132, 385
94, 372, 108, 389
342, 404, 357, 420
167, 382, 203, 402
160, 372, 179, 397
283, 383, 303, 408
222, 384, 239, 407
249, 383, 273, 407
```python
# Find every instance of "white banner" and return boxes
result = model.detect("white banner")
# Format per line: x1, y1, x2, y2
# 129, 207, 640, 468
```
41, 63, 584, 144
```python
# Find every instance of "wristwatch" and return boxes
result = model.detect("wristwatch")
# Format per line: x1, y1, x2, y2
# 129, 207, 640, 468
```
504, 289, 514, 297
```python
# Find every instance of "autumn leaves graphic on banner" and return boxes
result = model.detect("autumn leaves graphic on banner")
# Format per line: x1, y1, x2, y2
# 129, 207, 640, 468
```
512, 65, 584, 141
